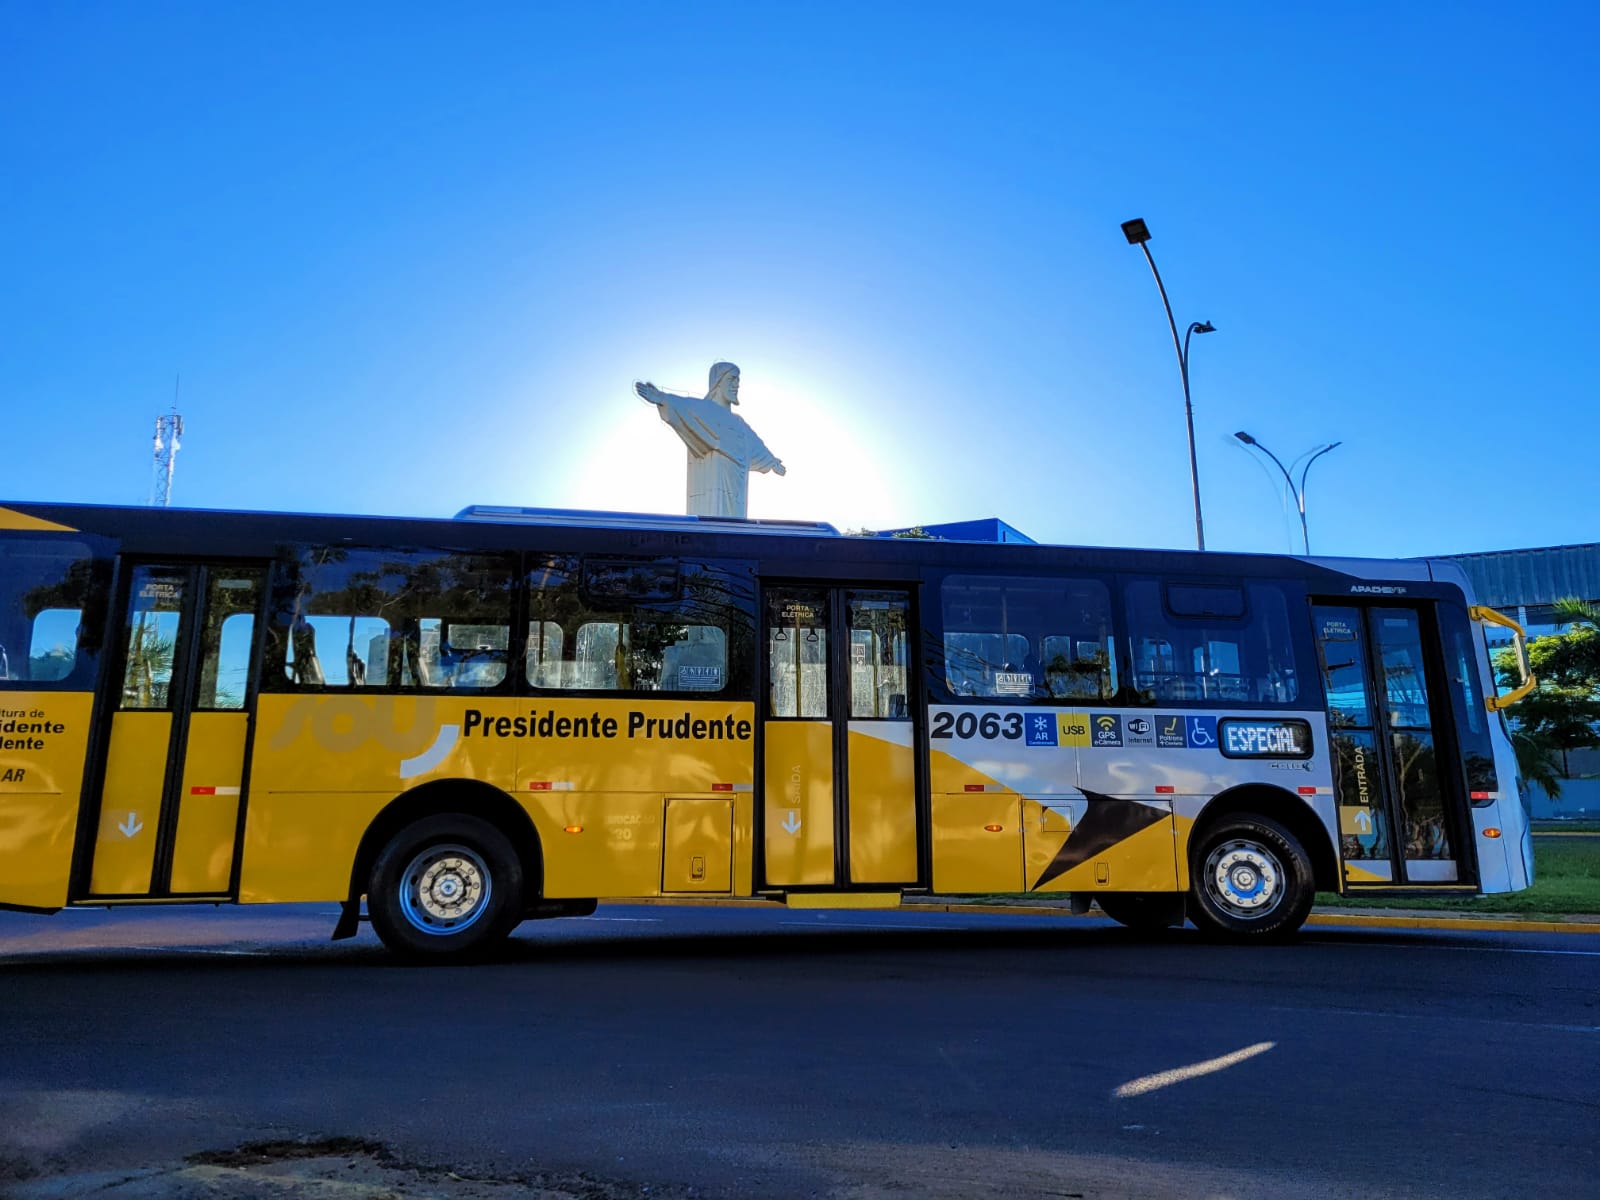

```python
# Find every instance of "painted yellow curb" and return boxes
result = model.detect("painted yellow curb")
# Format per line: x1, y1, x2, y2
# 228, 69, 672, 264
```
604, 898, 1600, 933
620, 897, 777, 909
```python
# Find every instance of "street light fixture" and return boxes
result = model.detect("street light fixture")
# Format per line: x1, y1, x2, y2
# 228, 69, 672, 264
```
1122, 218, 1215, 551
1233, 431, 1342, 555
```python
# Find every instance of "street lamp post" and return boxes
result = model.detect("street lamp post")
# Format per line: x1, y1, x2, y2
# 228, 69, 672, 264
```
1233, 431, 1342, 555
1121, 217, 1215, 552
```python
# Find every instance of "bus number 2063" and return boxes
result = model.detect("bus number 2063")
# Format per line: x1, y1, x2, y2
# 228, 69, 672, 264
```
930, 711, 1024, 740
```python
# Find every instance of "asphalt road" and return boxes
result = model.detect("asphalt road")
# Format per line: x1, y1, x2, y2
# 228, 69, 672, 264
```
2, 904, 1597, 1199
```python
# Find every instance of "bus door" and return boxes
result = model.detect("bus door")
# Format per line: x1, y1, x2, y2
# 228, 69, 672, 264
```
761, 585, 921, 890
79, 561, 267, 899
1312, 603, 1469, 888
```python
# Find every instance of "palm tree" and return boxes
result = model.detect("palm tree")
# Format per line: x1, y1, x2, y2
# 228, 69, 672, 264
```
1511, 726, 1564, 801
1552, 597, 1600, 633
123, 619, 178, 708
1498, 596, 1600, 802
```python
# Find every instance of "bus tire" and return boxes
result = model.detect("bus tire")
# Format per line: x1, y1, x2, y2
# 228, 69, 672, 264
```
1097, 891, 1184, 931
1189, 814, 1313, 941
368, 814, 525, 962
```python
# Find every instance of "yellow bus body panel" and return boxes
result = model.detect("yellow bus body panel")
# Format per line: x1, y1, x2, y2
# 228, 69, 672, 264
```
928, 745, 1020, 893
242, 695, 757, 903
845, 723, 917, 884
169, 711, 248, 894
242, 694, 518, 902
1021, 797, 1178, 893
510, 700, 755, 794
661, 797, 734, 892
762, 721, 835, 886
1173, 811, 1195, 891
250, 694, 521, 794
0, 506, 78, 532
89, 711, 171, 895
536, 791, 663, 897
927, 741, 1006, 795
240, 791, 393, 902
0, 691, 93, 907
931, 793, 1022, 893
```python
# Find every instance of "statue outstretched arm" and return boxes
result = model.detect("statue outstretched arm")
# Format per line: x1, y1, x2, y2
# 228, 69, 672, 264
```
747, 433, 786, 476
638, 381, 719, 455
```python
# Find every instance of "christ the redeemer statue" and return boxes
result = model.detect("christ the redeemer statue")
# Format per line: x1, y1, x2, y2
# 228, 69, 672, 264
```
635, 362, 786, 519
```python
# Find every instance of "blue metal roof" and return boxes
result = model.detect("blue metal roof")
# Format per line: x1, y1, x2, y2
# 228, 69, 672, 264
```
873, 517, 1037, 544
1434, 542, 1600, 609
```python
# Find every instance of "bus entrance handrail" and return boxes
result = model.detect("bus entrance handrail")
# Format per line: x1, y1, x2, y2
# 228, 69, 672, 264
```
1470, 604, 1536, 710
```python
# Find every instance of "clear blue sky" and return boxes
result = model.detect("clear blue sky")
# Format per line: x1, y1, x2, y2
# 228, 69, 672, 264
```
3, 2, 1595, 558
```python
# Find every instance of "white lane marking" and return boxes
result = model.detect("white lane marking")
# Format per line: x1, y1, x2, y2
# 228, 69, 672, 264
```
1443, 946, 1600, 957
1261, 1004, 1599, 1035
399, 724, 459, 779
1327, 940, 1600, 958
1113, 1041, 1276, 1099
146, 946, 266, 956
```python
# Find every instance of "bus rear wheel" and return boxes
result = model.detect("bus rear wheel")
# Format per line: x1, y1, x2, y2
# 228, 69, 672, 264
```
368, 814, 525, 962
1189, 814, 1313, 941
1097, 891, 1185, 931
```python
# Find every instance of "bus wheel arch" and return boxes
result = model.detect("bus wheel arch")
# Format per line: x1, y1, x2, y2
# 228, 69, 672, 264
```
1186, 785, 1335, 939
1191, 784, 1338, 892
343, 780, 544, 945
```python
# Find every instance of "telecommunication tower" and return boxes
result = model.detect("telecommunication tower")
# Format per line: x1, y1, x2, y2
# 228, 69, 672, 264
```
151, 402, 184, 507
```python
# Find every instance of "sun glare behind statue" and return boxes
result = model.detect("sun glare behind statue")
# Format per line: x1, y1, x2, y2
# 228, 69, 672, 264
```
558, 371, 905, 533
744, 373, 903, 531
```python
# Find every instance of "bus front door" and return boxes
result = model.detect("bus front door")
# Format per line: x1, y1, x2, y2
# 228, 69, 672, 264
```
78, 562, 267, 899
761, 586, 921, 890
1313, 603, 1470, 888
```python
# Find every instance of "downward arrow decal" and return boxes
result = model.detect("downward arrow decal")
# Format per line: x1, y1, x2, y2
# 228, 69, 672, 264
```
780, 811, 802, 835
118, 813, 143, 838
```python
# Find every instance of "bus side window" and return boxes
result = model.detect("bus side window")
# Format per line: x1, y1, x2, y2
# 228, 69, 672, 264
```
28, 608, 82, 682
275, 547, 515, 691
1124, 579, 1301, 706
0, 538, 107, 688
1438, 604, 1498, 795
193, 571, 265, 709
526, 555, 747, 696
526, 620, 566, 688
940, 574, 1116, 702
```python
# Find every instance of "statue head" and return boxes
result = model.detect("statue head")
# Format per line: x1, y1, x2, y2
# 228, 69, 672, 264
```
707, 361, 740, 407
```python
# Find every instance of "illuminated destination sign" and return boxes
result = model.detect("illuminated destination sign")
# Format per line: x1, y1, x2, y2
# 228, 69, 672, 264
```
1218, 718, 1312, 759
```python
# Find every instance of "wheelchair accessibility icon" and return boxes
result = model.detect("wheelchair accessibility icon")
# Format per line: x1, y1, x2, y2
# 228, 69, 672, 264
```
1184, 715, 1219, 749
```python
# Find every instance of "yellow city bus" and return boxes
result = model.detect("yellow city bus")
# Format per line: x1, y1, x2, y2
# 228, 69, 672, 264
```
0, 499, 1535, 960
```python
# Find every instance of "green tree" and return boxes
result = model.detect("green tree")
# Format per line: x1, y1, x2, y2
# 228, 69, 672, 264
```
1495, 598, 1600, 795
1511, 727, 1568, 801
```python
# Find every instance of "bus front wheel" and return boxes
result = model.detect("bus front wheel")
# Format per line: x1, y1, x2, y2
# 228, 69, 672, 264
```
368, 814, 525, 961
1189, 814, 1313, 940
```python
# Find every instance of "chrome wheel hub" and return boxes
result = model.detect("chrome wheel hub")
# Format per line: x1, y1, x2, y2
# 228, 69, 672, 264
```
1204, 838, 1284, 919
399, 844, 492, 935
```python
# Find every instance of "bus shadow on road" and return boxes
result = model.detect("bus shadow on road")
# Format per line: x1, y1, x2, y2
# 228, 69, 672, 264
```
0, 921, 1215, 974
0, 919, 1522, 976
